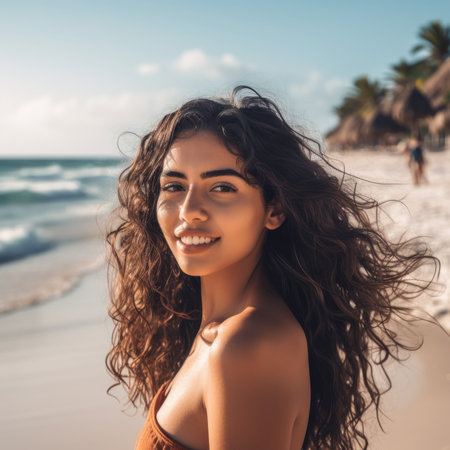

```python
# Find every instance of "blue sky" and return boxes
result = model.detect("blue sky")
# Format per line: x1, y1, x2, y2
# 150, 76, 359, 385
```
1, 0, 449, 156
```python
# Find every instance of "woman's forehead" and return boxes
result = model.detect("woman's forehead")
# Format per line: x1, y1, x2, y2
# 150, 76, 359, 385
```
163, 131, 242, 169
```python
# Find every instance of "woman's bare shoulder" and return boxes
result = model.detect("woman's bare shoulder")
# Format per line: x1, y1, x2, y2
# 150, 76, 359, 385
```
204, 303, 310, 449
208, 301, 309, 388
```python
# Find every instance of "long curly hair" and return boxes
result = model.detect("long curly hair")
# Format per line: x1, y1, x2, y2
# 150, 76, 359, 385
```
106, 86, 440, 449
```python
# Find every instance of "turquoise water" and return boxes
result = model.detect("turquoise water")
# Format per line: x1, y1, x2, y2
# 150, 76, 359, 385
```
0, 157, 124, 262
0, 157, 126, 313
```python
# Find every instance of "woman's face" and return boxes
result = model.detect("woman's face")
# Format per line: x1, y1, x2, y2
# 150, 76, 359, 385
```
156, 130, 280, 277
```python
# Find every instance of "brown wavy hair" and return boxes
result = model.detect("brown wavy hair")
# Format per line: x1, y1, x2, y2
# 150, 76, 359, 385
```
106, 86, 440, 449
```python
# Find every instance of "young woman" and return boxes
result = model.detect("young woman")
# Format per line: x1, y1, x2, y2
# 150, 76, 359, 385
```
106, 86, 439, 449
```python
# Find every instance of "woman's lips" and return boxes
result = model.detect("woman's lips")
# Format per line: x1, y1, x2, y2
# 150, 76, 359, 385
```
176, 237, 220, 254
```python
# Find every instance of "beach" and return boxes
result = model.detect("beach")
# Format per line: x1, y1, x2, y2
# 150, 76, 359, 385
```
0, 149, 449, 449
0, 267, 145, 449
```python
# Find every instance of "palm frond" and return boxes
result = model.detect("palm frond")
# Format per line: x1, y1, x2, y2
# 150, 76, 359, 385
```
411, 44, 424, 54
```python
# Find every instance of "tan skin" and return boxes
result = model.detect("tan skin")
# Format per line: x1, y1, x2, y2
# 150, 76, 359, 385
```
156, 131, 310, 450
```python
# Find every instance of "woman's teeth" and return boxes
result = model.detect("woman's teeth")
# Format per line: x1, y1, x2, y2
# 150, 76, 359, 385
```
180, 236, 217, 245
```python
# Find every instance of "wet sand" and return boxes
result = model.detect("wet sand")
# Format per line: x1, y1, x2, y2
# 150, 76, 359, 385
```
0, 267, 145, 450
367, 320, 450, 450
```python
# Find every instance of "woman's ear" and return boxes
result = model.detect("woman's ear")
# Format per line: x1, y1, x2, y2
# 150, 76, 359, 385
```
264, 203, 286, 230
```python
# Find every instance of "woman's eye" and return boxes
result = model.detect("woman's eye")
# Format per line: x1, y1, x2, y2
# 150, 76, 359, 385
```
160, 183, 236, 193
212, 184, 237, 193
161, 183, 184, 192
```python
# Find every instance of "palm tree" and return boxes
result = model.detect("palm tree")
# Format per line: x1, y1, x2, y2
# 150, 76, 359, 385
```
389, 59, 434, 91
334, 76, 386, 119
411, 21, 450, 68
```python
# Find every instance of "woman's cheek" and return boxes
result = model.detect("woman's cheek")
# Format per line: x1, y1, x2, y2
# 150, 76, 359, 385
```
156, 199, 176, 235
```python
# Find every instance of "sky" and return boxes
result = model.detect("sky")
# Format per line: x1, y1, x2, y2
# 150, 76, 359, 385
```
1, 0, 449, 157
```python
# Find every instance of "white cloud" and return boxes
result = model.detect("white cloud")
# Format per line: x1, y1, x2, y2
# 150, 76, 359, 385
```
220, 53, 240, 68
137, 63, 160, 76
172, 49, 252, 79
12, 97, 79, 131
1, 90, 180, 156
0, 68, 349, 156
174, 49, 213, 74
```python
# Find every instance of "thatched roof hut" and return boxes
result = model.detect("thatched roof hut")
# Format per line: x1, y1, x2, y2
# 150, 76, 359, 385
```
378, 96, 395, 115
325, 113, 365, 148
423, 59, 450, 110
361, 110, 408, 140
325, 110, 407, 148
391, 85, 433, 126
428, 106, 450, 133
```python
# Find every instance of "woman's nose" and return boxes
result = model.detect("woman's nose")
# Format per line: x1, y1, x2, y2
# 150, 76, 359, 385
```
179, 188, 208, 223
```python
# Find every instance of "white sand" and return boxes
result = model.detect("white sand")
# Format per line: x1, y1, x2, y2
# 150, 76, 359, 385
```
0, 148, 449, 449
328, 147, 450, 331
329, 147, 450, 449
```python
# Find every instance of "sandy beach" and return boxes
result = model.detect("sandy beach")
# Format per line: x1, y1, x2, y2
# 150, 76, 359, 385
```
1, 148, 449, 449
0, 266, 145, 450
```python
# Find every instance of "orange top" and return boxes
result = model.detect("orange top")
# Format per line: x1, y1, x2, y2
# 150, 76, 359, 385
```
135, 380, 191, 450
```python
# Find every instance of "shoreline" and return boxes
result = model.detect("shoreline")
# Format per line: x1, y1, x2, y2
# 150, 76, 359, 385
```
0, 237, 106, 315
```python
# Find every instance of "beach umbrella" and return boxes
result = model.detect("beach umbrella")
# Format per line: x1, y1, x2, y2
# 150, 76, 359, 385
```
423, 59, 450, 109
391, 85, 433, 127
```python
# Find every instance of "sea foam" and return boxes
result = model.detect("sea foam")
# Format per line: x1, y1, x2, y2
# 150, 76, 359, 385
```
0, 179, 88, 204
0, 226, 51, 263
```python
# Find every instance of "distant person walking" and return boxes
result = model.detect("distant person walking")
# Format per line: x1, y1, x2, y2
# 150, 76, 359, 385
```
408, 139, 427, 185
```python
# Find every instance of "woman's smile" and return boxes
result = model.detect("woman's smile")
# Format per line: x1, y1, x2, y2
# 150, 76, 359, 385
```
176, 236, 221, 254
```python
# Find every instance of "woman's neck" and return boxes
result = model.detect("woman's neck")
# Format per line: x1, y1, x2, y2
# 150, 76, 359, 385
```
199, 255, 273, 328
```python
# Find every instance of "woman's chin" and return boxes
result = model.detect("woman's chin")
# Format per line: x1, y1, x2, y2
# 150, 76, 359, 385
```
177, 262, 219, 277
179, 267, 210, 277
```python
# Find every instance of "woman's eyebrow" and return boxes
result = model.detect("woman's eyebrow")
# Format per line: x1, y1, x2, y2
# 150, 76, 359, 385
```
161, 168, 245, 180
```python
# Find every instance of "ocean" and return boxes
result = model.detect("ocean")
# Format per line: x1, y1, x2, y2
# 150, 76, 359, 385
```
0, 157, 126, 314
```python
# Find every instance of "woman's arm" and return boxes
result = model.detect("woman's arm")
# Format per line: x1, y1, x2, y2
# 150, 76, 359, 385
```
204, 316, 310, 450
